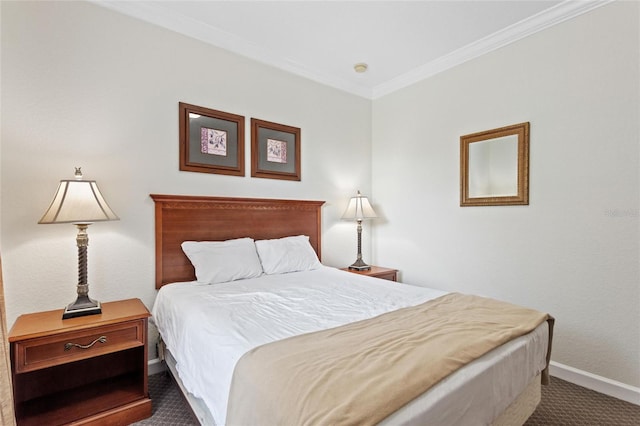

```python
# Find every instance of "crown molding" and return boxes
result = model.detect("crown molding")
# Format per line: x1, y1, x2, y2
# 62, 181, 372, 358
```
92, 0, 612, 100
90, 0, 373, 98
372, 0, 613, 99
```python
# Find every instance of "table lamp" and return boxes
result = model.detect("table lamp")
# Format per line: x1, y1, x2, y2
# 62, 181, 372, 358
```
342, 190, 377, 270
39, 168, 119, 319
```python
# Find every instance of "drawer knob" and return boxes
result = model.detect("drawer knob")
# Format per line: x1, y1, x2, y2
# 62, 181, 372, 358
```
64, 336, 107, 351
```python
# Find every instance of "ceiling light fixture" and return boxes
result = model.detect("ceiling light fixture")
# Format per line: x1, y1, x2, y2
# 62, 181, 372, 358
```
353, 63, 368, 73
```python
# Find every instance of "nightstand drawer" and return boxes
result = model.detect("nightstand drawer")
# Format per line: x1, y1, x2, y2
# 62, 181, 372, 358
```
14, 319, 145, 373
341, 265, 398, 282
372, 270, 397, 281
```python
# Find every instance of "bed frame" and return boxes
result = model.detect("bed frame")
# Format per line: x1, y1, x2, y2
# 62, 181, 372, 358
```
150, 194, 325, 289
150, 193, 541, 426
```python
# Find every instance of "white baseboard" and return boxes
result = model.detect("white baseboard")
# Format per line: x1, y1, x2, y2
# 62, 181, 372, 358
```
145, 357, 639, 406
148, 357, 166, 376
550, 361, 640, 406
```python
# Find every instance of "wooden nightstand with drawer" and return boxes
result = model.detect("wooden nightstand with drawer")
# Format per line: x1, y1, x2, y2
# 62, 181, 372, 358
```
8, 298, 152, 426
341, 265, 398, 282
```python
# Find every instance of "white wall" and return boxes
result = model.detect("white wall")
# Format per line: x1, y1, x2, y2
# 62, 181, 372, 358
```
0, 1, 373, 350
372, 1, 639, 388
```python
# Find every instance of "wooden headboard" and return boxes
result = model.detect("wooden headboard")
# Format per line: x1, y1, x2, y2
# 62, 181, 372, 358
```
151, 194, 325, 289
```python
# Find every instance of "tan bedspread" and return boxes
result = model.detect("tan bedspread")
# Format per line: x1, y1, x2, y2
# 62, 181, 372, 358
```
226, 293, 553, 426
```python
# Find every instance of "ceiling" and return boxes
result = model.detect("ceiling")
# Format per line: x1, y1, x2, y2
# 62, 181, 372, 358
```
93, 1, 609, 99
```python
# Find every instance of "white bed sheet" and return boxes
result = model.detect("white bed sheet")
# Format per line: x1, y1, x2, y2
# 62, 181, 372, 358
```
152, 266, 548, 426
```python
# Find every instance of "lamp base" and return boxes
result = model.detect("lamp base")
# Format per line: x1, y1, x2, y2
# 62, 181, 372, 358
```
62, 296, 102, 319
348, 258, 371, 271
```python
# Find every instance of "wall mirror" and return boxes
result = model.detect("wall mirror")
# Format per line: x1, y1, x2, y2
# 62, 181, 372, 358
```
460, 122, 529, 206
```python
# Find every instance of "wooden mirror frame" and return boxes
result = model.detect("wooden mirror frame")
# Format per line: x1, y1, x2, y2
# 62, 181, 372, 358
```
460, 122, 529, 207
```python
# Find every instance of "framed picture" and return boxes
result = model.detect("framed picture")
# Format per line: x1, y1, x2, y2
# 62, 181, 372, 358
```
179, 102, 245, 176
251, 118, 301, 181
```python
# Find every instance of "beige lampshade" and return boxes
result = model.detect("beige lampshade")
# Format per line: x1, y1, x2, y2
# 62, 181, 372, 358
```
341, 190, 377, 221
39, 169, 119, 224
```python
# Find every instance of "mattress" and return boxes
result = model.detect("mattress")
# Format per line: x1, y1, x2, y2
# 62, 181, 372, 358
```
152, 266, 549, 425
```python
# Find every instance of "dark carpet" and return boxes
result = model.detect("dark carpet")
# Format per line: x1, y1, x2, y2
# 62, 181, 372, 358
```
134, 373, 640, 425
134, 373, 198, 425
524, 377, 639, 425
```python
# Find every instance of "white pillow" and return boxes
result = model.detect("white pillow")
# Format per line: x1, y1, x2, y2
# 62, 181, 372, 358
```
255, 235, 321, 274
181, 238, 263, 284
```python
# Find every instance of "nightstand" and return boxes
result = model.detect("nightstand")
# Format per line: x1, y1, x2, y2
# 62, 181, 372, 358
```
341, 265, 398, 282
8, 298, 152, 426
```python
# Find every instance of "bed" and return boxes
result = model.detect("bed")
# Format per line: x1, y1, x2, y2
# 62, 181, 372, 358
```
150, 194, 553, 426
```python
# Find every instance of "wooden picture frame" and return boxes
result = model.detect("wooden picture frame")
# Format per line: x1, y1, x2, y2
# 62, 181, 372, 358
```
251, 118, 301, 181
179, 102, 245, 176
460, 122, 530, 206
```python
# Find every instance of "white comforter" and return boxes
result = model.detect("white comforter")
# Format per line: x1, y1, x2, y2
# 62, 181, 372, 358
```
152, 266, 446, 424
152, 266, 548, 426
